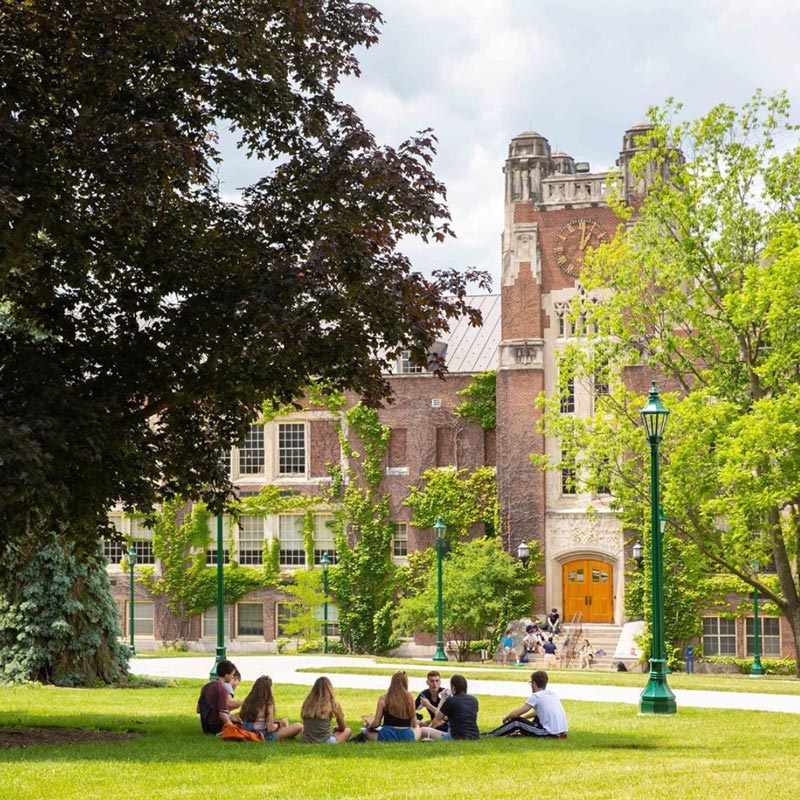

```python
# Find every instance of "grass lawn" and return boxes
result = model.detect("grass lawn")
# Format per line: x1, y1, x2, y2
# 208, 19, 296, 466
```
1, 679, 798, 800
309, 663, 800, 695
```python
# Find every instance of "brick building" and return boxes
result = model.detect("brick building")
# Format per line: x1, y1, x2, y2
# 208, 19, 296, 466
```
108, 125, 794, 663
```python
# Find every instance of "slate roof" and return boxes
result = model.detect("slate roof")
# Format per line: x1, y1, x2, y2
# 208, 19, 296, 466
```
441, 293, 500, 374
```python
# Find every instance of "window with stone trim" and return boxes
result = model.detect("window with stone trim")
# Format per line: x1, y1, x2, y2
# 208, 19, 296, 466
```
238, 515, 265, 566
236, 602, 264, 637
560, 377, 575, 413
313, 514, 336, 565
202, 605, 231, 639
746, 616, 781, 656
278, 514, 306, 566
240, 423, 265, 475
278, 422, 306, 475
561, 450, 577, 495
392, 522, 409, 558
702, 616, 736, 655
133, 601, 155, 637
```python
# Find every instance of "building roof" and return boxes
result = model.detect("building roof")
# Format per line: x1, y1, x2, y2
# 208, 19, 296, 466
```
442, 293, 500, 373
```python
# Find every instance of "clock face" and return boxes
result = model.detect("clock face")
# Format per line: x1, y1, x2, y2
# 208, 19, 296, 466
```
553, 219, 610, 277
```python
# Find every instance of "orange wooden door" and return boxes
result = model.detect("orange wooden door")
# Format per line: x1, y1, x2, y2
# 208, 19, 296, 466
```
562, 559, 613, 623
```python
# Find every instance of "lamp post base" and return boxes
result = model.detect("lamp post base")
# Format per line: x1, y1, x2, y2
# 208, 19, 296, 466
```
639, 660, 677, 715
750, 659, 765, 677
432, 641, 448, 662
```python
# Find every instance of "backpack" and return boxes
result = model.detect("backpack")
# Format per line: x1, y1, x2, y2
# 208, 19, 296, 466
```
197, 687, 217, 734
220, 721, 266, 743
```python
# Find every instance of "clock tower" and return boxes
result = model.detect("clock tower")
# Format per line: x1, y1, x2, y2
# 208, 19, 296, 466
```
496, 124, 652, 623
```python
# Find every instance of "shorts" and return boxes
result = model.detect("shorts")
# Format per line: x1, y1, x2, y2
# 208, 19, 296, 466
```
242, 721, 277, 741
377, 726, 416, 742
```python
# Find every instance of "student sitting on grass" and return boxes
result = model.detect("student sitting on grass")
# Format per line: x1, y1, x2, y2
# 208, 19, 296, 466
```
420, 674, 480, 740
197, 659, 237, 735
224, 667, 243, 712
365, 671, 421, 742
300, 677, 352, 744
239, 675, 303, 741
487, 670, 568, 739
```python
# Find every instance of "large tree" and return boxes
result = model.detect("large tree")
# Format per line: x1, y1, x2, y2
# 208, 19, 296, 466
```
541, 91, 800, 673
0, 1, 487, 681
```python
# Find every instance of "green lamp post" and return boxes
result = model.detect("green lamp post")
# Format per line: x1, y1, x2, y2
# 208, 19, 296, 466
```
750, 559, 765, 677
433, 516, 448, 662
639, 381, 677, 715
128, 543, 137, 656
321, 552, 331, 655
210, 512, 227, 679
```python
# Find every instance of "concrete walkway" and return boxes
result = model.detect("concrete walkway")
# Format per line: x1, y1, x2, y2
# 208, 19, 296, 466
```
130, 654, 800, 715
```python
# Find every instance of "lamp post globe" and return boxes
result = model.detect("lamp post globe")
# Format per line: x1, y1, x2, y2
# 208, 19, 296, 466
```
639, 382, 677, 715
432, 516, 448, 662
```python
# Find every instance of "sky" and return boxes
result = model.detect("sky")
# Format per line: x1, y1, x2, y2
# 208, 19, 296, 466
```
217, 0, 800, 291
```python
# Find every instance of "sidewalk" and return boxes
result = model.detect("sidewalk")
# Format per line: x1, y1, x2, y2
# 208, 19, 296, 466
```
130, 654, 800, 715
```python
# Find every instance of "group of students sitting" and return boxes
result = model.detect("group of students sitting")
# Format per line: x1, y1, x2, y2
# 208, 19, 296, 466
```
197, 661, 568, 743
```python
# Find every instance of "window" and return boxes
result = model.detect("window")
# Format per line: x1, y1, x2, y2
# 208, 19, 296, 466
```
236, 603, 264, 637
240, 424, 265, 475
130, 540, 155, 565
399, 350, 424, 374
278, 422, 306, 475
276, 602, 302, 637
238, 515, 264, 566
313, 514, 336, 565
561, 451, 577, 495
746, 617, 781, 656
279, 514, 306, 566
317, 604, 340, 637
202, 606, 231, 639
594, 368, 609, 400
133, 601, 155, 637
103, 538, 126, 564
392, 523, 408, 558
702, 617, 736, 655
206, 547, 230, 565
560, 378, 575, 413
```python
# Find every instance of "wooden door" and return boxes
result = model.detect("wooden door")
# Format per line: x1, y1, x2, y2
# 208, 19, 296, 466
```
562, 559, 613, 623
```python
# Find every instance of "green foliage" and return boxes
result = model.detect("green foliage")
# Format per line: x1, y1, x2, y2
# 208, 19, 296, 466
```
395, 537, 540, 661
455, 371, 496, 430
0, 534, 128, 685
539, 91, 800, 676
405, 466, 499, 539
0, 0, 489, 564
701, 657, 797, 676
327, 404, 397, 654
278, 570, 324, 647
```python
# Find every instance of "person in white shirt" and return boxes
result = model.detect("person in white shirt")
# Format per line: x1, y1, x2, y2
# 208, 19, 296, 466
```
486, 670, 568, 738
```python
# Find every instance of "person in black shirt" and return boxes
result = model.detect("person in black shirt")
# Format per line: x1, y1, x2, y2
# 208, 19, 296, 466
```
420, 674, 480, 740
415, 670, 450, 733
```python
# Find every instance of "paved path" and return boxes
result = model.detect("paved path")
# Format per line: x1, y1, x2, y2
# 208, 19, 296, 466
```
131, 655, 800, 715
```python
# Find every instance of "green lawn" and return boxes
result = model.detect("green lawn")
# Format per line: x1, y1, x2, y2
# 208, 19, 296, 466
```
1, 679, 798, 800
309, 662, 800, 695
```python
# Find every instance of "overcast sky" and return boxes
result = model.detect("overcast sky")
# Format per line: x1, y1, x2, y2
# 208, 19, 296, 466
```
217, 0, 800, 291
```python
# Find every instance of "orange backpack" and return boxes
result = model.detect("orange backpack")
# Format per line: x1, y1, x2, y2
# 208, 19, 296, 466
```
220, 721, 266, 743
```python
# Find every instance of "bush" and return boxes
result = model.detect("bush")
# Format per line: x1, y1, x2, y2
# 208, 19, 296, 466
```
701, 656, 797, 675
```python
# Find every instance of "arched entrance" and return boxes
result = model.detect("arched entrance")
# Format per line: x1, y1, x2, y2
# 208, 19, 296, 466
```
562, 559, 614, 623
